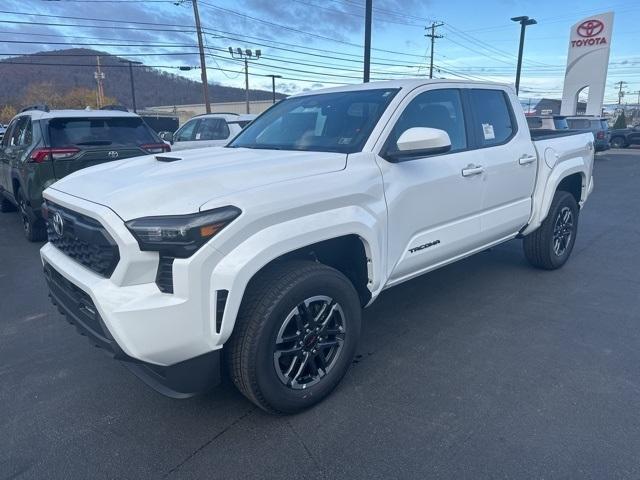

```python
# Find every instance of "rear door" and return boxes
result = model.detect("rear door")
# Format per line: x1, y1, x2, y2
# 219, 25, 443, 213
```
1, 117, 31, 194
0, 118, 19, 193
467, 88, 537, 241
47, 116, 158, 179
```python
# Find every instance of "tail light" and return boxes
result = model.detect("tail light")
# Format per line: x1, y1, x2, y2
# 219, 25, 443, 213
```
30, 147, 80, 163
141, 143, 171, 154
596, 131, 605, 139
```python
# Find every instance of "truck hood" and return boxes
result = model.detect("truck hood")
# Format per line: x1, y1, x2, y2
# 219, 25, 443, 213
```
48, 147, 347, 220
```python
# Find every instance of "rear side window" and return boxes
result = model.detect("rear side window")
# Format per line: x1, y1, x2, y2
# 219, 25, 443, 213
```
599, 120, 609, 130
554, 118, 569, 129
8, 116, 31, 147
567, 118, 590, 130
468, 89, 516, 147
48, 117, 156, 147
195, 118, 230, 140
388, 88, 467, 153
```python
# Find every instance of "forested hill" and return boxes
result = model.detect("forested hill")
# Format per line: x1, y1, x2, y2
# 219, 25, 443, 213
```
0, 48, 283, 109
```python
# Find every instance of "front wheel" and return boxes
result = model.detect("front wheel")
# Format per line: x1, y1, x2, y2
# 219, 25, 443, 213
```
226, 260, 361, 414
523, 191, 579, 270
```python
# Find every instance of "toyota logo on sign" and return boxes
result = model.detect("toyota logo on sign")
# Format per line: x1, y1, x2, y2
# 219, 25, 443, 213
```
108, 151, 119, 159
577, 19, 604, 38
52, 211, 64, 236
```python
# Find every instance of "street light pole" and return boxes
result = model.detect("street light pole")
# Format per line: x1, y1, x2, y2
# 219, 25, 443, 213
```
511, 16, 537, 95
229, 48, 261, 114
266, 74, 282, 103
120, 59, 142, 112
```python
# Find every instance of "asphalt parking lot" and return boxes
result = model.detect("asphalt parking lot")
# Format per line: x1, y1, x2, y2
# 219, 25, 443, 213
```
1, 149, 639, 479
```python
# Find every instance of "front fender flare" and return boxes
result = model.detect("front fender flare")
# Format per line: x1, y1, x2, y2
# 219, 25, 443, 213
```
209, 206, 383, 344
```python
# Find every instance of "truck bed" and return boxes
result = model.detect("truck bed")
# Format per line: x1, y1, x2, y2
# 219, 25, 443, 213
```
529, 129, 592, 141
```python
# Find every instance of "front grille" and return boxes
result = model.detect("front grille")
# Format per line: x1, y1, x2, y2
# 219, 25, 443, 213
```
46, 202, 120, 277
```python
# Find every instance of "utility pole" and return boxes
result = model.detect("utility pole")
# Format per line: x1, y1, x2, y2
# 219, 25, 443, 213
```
511, 16, 537, 95
120, 59, 142, 112
94, 56, 105, 108
229, 48, 261, 113
425, 22, 444, 79
266, 74, 282, 104
363, 0, 372, 82
615, 81, 628, 105
191, 0, 211, 113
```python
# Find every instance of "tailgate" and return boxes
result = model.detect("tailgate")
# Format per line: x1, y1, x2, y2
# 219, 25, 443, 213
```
52, 147, 147, 179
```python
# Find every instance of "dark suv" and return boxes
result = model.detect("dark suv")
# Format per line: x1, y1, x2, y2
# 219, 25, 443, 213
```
0, 105, 169, 241
565, 116, 611, 152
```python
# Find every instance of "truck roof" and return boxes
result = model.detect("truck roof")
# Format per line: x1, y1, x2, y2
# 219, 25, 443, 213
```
292, 78, 514, 97
19, 109, 140, 121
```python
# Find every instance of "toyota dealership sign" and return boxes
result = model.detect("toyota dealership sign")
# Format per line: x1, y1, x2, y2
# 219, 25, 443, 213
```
561, 12, 614, 116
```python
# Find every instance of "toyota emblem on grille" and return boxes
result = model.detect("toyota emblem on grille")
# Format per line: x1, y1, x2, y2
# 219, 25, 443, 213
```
577, 19, 604, 38
108, 151, 119, 159
52, 211, 64, 236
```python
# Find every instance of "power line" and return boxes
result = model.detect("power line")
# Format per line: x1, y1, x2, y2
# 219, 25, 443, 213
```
425, 22, 444, 79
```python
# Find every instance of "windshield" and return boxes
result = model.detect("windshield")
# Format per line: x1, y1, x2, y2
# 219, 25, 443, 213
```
228, 88, 398, 154
48, 117, 156, 147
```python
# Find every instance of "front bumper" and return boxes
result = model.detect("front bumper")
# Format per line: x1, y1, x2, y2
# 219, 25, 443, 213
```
44, 261, 221, 398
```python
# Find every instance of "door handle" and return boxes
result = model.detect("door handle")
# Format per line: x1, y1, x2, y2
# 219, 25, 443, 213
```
518, 154, 537, 165
461, 164, 484, 177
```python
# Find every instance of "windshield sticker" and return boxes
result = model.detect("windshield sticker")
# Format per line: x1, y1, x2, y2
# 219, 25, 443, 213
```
338, 137, 352, 144
482, 123, 495, 140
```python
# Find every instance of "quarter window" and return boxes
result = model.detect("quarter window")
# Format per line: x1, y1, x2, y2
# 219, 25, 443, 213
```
388, 88, 467, 154
468, 89, 516, 147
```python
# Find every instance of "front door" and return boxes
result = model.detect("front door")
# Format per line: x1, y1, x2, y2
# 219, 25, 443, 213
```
376, 87, 486, 286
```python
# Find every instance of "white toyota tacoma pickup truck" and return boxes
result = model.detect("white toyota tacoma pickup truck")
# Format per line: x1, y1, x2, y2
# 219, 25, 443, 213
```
41, 80, 594, 413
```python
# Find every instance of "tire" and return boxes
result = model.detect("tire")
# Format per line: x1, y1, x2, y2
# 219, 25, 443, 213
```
226, 260, 362, 414
17, 190, 47, 242
0, 195, 16, 213
523, 191, 579, 270
610, 136, 627, 149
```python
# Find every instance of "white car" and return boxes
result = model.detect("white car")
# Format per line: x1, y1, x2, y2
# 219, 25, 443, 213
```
41, 79, 594, 413
167, 113, 256, 151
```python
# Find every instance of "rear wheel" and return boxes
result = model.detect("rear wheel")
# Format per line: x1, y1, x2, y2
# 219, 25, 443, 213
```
226, 260, 361, 414
610, 136, 627, 149
0, 195, 16, 213
523, 191, 579, 270
17, 191, 46, 242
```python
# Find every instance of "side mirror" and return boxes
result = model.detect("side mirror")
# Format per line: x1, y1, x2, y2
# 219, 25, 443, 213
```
388, 127, 452, 161
160, 131, 174, 144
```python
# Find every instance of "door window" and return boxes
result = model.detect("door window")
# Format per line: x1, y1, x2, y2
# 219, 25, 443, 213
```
195, 118, 230, 141
175, 120, 198, 142
387, 88, 467, 154
468, 89, 516, 147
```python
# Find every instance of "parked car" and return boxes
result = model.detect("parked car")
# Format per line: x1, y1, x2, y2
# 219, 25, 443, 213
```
0, 105, 169, 241
163, 113, 255, 151
565, 116, 610, 151
0, 124, 6, 142
609, 124, 640, 148
526, 115, 569, 130
41, 80, 594, 413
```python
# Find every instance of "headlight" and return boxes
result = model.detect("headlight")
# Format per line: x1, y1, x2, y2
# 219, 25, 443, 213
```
125, 206, 241, 258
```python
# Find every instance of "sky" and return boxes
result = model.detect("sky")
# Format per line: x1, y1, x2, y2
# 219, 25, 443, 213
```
1, 0, 639, 105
